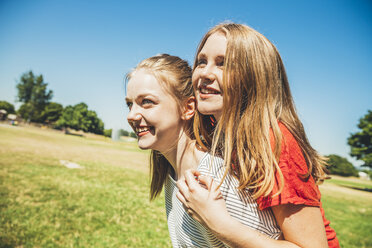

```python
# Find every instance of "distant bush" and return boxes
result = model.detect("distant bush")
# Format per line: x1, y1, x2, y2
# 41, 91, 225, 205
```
129, 132, 137, 138
326, 154, 359, 177
0, 100, 15, 114
55, 102, 104, 135
120, 129, 129, 137
104, 129, 112, 138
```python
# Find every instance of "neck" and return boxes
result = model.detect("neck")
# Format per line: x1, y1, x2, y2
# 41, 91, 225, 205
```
162, 131, 203, 180
213, 112, 222, 122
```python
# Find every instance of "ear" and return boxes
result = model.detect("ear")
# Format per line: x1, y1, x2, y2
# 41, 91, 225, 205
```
181, 96, 196, 121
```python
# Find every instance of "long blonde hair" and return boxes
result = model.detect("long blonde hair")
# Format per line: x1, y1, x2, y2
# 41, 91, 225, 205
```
193, 23, 328, 199
126, 54, 194, 200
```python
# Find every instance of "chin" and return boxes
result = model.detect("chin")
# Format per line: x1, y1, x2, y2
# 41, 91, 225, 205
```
197, 106, 221, 116
138, 146, 149, 150
137, 141, 154, 150
197, 101, 222, 115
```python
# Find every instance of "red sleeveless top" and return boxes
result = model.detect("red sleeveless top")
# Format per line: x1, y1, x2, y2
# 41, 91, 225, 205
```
256, 123, 340, 248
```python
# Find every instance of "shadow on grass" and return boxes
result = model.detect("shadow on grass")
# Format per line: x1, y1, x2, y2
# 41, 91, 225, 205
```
338, 184, 372, 193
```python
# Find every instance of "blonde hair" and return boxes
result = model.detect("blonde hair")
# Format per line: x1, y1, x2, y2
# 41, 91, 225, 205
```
126, 54, 194, 200
193, 23, 328, 199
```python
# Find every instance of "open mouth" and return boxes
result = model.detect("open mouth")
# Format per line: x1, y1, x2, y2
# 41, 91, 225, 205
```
135, 126, 154, 137
200, 88, 220, 94
199, 86, 221, 97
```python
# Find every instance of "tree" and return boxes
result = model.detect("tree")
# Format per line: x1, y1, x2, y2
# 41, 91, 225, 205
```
55, 105, 75, 129
0, 100, 15, 114
56, 102, 104, 135
326, 154, 359, 177
41, 102, 63, 123
129, 131, 137, 138
16, 71, 53, 122
17, 103, 33, 121
348, 110, 372, 168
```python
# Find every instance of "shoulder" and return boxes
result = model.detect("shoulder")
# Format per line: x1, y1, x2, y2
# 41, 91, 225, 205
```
271, 122, 308, 174
258, 122, 321, 210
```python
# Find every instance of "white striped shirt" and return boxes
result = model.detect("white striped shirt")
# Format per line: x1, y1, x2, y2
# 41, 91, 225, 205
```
164, 152, 281, 247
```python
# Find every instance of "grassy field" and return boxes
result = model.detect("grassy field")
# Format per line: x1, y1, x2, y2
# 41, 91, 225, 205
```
1, 124, 372, 247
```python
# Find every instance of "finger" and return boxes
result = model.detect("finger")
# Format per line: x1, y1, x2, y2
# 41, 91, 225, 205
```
209, 177, 219, 192
176, 191, 187, 205
214, 189, 223, 200
187, 168, 201, 180
208, 179, 223, 199
184, 169, 199, 190
186, 208, 194, 217
192, 169, 201, 177
198, 175, 222, 199
176, 179, 190, 199
197, 175, 213, 190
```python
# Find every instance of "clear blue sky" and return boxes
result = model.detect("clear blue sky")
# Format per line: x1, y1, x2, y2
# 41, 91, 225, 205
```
0, 0, 371, 166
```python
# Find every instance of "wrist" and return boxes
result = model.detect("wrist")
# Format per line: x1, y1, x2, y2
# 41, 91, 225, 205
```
207, 212, 235, 237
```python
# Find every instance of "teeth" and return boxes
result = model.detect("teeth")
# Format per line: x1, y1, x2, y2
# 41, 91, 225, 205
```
136, 127, 150, 133
200, 88, 218, 94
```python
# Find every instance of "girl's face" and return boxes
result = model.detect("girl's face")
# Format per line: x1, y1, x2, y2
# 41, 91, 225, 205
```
192, 32, 227, 120
126, 69, 183, 152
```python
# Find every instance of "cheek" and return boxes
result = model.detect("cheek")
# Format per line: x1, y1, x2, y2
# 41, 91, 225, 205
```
192, 71, 200, 88
217, 72, 224, 88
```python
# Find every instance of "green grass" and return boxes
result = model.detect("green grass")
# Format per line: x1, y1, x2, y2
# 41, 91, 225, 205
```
1, 124, 372, 247
320, 179, 372, 247
327, 177, 372, 191
0, 125, 170, 247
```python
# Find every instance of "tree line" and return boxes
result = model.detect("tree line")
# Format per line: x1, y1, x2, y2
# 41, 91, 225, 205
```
1, 71, 370, 177
0, 70, 135, 137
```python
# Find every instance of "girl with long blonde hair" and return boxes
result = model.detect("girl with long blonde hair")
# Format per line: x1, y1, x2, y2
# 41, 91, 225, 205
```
126, 54, 232, 247
177, 23, 339, 248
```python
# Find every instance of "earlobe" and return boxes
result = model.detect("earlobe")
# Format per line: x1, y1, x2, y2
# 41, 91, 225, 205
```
182, 96, 196, 121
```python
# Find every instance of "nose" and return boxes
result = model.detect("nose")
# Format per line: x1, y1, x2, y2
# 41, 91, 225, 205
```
127, 105, 142, 124
200, 64, 216, 82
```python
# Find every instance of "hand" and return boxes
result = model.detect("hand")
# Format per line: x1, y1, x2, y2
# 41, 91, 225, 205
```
176, 169, 229, 229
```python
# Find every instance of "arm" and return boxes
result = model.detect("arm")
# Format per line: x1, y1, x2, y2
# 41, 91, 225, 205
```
271, 203, 328, 247
176, 169, 328, 248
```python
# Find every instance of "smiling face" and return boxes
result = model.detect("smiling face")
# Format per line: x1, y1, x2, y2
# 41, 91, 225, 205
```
192, 32, 227, 120
126, 69, 183, 152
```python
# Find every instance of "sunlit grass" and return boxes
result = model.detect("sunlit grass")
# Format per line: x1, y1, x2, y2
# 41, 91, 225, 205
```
320, 177, 372, 247
0, 125, 170, 247
0, 124, 371, 247
327, 175, 372, 191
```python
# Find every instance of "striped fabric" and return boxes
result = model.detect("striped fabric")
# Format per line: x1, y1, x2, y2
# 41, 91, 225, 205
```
164, 152, 281, 247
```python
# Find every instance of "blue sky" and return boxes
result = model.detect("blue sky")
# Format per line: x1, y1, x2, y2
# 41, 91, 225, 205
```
0, 0, 371, 166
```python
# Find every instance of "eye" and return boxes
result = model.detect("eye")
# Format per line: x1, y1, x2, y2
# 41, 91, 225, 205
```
196, 58, 207, 67
126, 101, 133, 110
216, 56, 224, 67
142, 99, 154, 106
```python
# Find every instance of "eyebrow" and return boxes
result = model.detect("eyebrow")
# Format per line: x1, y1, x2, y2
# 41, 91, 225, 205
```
197, 53, 225, 60
125, 93, 157, 102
